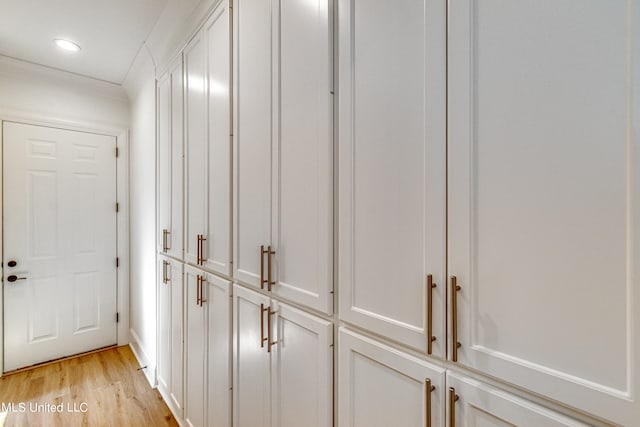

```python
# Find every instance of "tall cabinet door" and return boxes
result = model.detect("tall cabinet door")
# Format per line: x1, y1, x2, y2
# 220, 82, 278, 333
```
168, 58, 184, 259
338, 328, 445, 427
185, 32, 208, 267
272, 302, 332, 427
233, 284, 271, 427
338, 0, 447, 353
233, 0, 272, 288
448, 2, 640, 424
157, 74, 171, 255
185, 266, 207, 427
270, 0, 333, 314
446, 373, 588, 427
157, 257, 171, 397
207, 273, 231, 427
169, 259, 184, 414
204, 3, 232, 277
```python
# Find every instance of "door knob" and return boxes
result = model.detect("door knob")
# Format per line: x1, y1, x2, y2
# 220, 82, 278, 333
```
7, 275, 26, 283
7, 260, 17, 267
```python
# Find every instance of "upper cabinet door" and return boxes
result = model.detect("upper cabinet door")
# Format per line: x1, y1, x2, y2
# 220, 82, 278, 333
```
204, 3, 232, 277
185, 32, 208, 267
157, 73, 171, 255
446, 372, 589, 427
270, 0, 333, 314
448, 1, 640, 424
338, 0, 447, 353
233, 0, 273, 288
338, 328, 445, 427
169, 58, 184, 260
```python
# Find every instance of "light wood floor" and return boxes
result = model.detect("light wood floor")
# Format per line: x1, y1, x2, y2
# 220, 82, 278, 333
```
0, 345, 178, 427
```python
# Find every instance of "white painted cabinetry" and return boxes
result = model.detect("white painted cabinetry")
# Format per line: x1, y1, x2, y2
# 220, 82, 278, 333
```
233, 284, 333, 427
157, 256, 184, 418
157, 56, 184, 259
185, 266, 207, 427
233, 0, 333, 314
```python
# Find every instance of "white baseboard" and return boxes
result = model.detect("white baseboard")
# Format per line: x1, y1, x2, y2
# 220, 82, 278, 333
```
129, 328, 156, 387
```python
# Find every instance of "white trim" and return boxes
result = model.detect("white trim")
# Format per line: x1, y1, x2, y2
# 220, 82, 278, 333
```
0, 112, 130, 375
129, 328, 156, 387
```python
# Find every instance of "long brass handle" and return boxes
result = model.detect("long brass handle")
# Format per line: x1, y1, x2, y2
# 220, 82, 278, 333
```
200, 276, 207, 305
267, 246, 276, 291
425, 379, 435, 427
260, 303, 268, 348
162, 229, 169, 252
200, 235, 207, 265
260, 245, 268, 289
163, 260, 169, 284
267, 306, 277, 352
197, 234, 201, 264
196, 275, 202, 306
451, 276, 461, 362
448, 387, 459, 427
427, 274, 437, 354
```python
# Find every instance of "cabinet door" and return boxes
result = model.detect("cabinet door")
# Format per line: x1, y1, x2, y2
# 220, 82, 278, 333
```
157, 73, 171, 255
185, 32, 208, 267
185, 266, 207, 427
233, 284, 271, 427
204, 3, 232, 277
446, 372, 588, 427
158, 257, 184, 416
448, 2, 640, 424
270, 0, 332, 314
233, 0, 272, 288
207, 273, 231, 427
339, 328, 445, 427
272, 302, 332, 427
168, 57, 184, 259
338, 0, 447, 353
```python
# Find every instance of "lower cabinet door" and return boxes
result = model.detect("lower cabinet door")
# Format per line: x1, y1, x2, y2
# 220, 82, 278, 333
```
446, 372, 589, 427
233, 284, 271, 427
169, 260, 184, 415
272, 302, 332, 427
185, 266, 207, 427
157, 257, 172, 405
339, 328, 445, 427
207, 273, 232, 427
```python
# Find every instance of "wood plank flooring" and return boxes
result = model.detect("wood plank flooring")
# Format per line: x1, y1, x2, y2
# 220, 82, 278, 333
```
0, 345, 178, 427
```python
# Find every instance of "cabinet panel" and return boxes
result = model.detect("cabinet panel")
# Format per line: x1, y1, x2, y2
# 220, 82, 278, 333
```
233, 284, 271, 427
185, 34, 208, 267
207, 273, 232, 427
338, 0, 446, 353
169, 259, 184, 413
157, 75, 171, 255
233, 0, 272, 287
271, 0, 332, 313
185, 266, 206, 427
204, 4, 232, 277
447, 372, 588, 427
169, 58, 184, 260
448, 1, 640, 424
339, 328, 445, 427
157, 257, 171, 395
272, 302, 332, 427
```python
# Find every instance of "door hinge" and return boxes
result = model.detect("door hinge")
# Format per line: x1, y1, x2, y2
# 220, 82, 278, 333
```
116, 312, 120, 323
116, 202, 120, 212
115, 147, 120, 157
116, 257, 120, 268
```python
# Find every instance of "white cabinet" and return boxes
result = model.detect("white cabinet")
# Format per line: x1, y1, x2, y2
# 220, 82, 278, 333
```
233, 0, 333, 314
157, 56, 184, 259
233, 284, 333, 427
157, 256, 184, 417
338, 0, 447, 354
446, 372, 588, 427
185, 266, 207, 427
185, 0, 232, 277
447, 1, 640, 424
338, 328, 445, 427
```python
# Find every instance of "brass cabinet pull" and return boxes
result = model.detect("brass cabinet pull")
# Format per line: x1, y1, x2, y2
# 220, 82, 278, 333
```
197, 234, 201, 264
267, 306, 277, 352
163, 260, 170, 284
197, 234, 207, 265
425, 379, 435, 427
427, 274, 437, 354
448, 387, 459, 427
162, 229, 169, 252
260, 245, 268, 289
260, 303, 268, 348
451, 276, 461, 362
267, 246, 276, 291
200, 275, 207, 305
196, 275, 201, 306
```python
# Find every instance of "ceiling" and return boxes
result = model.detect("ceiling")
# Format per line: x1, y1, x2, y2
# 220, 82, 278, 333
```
0, 0, 168, 84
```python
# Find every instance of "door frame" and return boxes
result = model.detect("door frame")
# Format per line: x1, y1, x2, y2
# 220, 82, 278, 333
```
0, 113, 130, 375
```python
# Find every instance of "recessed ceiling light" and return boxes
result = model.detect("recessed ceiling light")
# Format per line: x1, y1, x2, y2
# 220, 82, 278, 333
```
54, 39, 81, 52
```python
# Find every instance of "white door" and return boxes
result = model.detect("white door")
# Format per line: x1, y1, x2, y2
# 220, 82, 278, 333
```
157, 256, 184, 416
446, 372, 588, 427
233, 284, 271, 427
185, 266, 206, 427
271, 0, 333, 314
233, 0, 272, 288
272, 302, 332, 427
338, 328, 445, 427
3, 121, 117, 372
207, 273, 231, 427
185, 32, 208, 268
338, 0, 447, 353
204, 3, 232, 277
448, 1, 640, 424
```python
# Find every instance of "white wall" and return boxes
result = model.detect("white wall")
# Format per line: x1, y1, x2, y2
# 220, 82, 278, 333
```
123, 46, 157, 385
